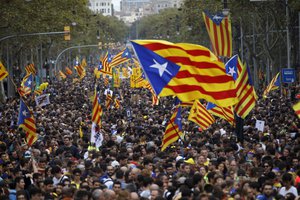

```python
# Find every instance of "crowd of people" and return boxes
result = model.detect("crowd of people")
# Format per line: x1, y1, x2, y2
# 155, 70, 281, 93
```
0, 66, 299, 200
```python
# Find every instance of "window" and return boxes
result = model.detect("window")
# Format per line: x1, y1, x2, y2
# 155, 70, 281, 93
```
108, 8, 110, 13
108, 3, 110, 5
96, 3, 98, 6
104, 3, 106, 6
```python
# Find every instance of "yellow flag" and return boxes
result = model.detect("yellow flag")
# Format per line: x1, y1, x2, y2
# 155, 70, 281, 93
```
81, 58, 87, 68
59, 71, 66, 80
0, 62, 8, 81
79, 122, 84, 138
293, 101, 300, 119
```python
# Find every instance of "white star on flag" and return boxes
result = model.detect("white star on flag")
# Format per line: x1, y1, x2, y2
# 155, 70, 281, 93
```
27, 80, 32, 85
150, 59, 172, 77
228, 67, 236, 77
22, 110, 28, 116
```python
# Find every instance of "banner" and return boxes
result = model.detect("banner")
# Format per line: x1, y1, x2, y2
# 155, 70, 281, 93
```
35, 94, 50, 107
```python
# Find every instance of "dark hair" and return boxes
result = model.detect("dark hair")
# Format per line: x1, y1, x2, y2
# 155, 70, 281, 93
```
29, 187, 43, 197
74, 190, 90, 200
51, 166, 61, 174
44, 178, 54, 186
282, 173, 293, 182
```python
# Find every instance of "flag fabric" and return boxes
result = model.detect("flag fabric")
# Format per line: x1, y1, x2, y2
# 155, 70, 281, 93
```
91, 122, 103, 148
110, 47, 132, 68
152, 95, 159, 106
35, 94, 50, 107
114, 98, 120, 109
74, 65, 86, 79
263, 72, 280, 98
113, 68, 121, 88
202, 11, 232, 57
25, 63, 36, 75
18, 74, 33, 97
92, 88, 103, 127
18, 100, 38, 146
206, 102, 235, 126
81, 58, 87, 68
188, 100, 215, 130
59, 70, 67, 80
65, 67, 73, 75
100, 52, 113, 76
122, 67, 129, 78
226, 55, 257, 118
161, 105, 184, 151
0, 62, 8, 81
104, 77, 109, 86
131, 40, 237, 107
79, 122, 84, 138
105, 94, 113, 110
293, 101, 300, 119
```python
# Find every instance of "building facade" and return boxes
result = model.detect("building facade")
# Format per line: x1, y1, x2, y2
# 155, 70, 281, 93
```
88, 0, 113, 16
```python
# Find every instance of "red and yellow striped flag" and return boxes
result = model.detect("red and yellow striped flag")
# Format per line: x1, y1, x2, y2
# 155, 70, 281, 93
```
59, 70, 67, 80
188, 100, 215, 130
0, 62, 8, 81
161, 105, 183, 151
131, 40, 237, 107
65, 67, 73, 75
293, 101, 300, 119
105, 94, 113, 110
202, 11, 232, 57
92, 88, 103, 127
18, 100, 38, 146
25, 63, 36, 75
114, 98, 120, 109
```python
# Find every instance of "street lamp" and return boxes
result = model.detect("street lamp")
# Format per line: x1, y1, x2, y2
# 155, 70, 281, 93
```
222, 0, 230, 17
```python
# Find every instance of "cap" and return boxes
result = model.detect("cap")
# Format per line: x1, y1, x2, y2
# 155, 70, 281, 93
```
177, 177, 186, 184
111, 160, 120, 168
24, 151, 31, 158
176, 156, 184, 162
184, 158, 195, 165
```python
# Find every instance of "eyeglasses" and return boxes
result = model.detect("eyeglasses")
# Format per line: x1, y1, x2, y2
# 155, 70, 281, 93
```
264, 165, 269, 168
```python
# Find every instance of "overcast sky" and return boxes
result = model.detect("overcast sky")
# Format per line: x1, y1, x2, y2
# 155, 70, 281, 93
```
112, 0, 121, 11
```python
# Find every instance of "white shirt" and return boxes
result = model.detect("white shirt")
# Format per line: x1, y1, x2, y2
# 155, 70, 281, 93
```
279, 186, 298, 197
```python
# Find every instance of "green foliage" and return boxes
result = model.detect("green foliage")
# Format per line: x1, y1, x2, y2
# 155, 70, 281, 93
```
0, 0, 129, 69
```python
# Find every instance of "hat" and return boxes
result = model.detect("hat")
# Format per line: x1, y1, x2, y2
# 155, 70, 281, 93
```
184, 158, 195, 165
177, 177, 186, 184
111, 160, 120, 168
176, 156, 184, 162
24, 151, 31, 158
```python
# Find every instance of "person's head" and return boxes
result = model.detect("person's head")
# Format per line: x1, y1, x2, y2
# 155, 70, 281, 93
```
130, 192, 140, 200
43, 178, 54, 192
51, 165, 62, 178
106, 165, 115, 177
63, 135, 72, 146
282, 173, 293, 186
74, 190, 90, 200
32, 173, 43, 184
16, 190, 27, 200
73, 168, 82, 180
262, 182, 273, 197
103, 189, 116, 200
150, 189, 162, 200
113, 181, 122, 193
15, 176, 25, 190
29, 187, 44, 200
92, 189, 103, 200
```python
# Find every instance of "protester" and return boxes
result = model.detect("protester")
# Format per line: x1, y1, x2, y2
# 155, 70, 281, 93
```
0, 63, 299, 200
